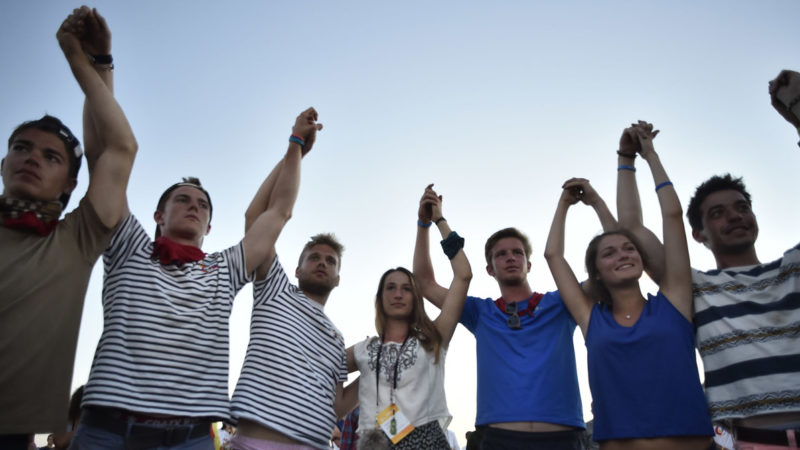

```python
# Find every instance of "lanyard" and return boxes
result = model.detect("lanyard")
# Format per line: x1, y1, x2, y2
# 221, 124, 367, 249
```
374, 335, 410, 406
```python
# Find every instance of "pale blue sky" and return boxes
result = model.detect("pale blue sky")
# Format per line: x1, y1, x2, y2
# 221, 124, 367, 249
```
3, 1, 800, 446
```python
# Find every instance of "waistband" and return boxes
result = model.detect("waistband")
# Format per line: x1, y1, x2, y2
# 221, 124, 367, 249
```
81, 407, 211, 448
734, 426, 800, 446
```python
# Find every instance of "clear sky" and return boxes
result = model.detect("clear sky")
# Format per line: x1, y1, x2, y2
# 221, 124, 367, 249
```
3, 1, 800, 446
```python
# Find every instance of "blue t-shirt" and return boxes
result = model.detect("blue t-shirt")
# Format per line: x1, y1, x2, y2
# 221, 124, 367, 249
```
586, 291, 713, 441
460, 293, 584, 428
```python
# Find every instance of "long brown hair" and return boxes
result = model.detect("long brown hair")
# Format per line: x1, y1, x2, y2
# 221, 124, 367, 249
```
374, 267, 443, 363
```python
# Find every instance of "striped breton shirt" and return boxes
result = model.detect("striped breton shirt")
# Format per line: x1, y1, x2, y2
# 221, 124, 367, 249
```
693, 243, 800, 422
231, 256, 347, 450
81, 214, 250, 419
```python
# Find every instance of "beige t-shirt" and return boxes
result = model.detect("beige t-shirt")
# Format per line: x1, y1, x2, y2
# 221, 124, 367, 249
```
0, 197, 115, 433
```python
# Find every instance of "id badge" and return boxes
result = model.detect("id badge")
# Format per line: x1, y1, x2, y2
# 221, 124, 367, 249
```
376, 403, 414, 444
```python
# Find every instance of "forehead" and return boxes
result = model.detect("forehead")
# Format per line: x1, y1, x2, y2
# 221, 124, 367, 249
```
598, 233, 633, 249
700, 189, 748, 214
385, 271, 411, 285
491, 237, 525, 254
10, 128, 68, 157
168, 186, 210, 202
303, 244, 339, 262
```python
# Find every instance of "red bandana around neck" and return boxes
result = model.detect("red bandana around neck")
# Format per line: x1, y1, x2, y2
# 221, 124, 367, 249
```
494, 292, 545, 317
0, 197, 63, 236
152, 236, 206, 265
3, 211, 59, 236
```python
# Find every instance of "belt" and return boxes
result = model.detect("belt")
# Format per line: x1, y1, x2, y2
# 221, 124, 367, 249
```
734, 426, 800, 446
82, 407, 211, 449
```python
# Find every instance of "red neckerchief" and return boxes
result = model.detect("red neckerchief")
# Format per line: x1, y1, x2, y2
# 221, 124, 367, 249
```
494, 292, 545, 317
152, 236, 206, 265
3, 211, 59, 236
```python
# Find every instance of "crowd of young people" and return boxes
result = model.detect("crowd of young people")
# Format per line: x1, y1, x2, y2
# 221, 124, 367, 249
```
2, 5, 800, 450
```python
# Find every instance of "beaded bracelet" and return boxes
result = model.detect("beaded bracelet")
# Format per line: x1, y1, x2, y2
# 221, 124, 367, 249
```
618, 165, 636, 172
417, 220, 432, 228
655, 181, 673, 192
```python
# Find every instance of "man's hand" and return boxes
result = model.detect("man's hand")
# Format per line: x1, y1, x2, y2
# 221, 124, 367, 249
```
418, 183, 442, 223
291, 107, 323, 155
82, 7, 111, 56
560, 177, 588, 206
619, 126, 639, 156
631, 120, 659, 159
769, 69, 800, 129
57, 8, 88, 60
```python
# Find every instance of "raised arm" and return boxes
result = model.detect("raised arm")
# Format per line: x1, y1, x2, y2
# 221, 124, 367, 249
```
543, 178, 597, 336
58, 8, 137, 228
241, 108, 322, 277
77, 7, 114, 173
426, 187, 472, 347
616, 124, 665, 283
413, 184, 450, 309
633, 124, 693, 320
769, 69, 800, 147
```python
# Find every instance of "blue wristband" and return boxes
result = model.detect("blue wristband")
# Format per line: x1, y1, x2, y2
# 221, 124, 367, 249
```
618, 165, 636, 172
289, 135, 305, 147
655, 181, 673, 192
417, 220, 432, 228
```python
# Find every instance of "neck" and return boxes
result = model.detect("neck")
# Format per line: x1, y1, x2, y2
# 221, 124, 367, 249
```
608, 283, 645, 310
303, 291, 330, 306
162, 231, 204, 248
498, 280, 534, 303
715, 248, 760, 270
383, 319, 409, 343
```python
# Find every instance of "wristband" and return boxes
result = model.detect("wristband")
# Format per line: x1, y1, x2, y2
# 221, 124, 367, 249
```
617, 150, 637, 158
289, 134, 305, 147
89, 54, 113, 64
617, 165, 636, 172
441, 231, 465, 260
655, 181, 673, 192
417, 220, 432, 228
434, 217, 446, 225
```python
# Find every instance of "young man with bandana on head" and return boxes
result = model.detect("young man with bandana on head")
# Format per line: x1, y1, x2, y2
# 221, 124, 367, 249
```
414, 186, 617, 450
0, 6, 137, 449
615, 70, 800, 450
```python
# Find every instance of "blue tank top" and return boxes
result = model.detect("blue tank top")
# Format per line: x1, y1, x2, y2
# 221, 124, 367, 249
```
586, 291, 713, 441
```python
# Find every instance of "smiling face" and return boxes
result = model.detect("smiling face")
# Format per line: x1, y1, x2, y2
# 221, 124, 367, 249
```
296, 243, 340, 297
592, 233, 644, 287
1, 128, 76, 203
487, 237, 531, 286
153, 186, 211, 243
692, 189, 758, 256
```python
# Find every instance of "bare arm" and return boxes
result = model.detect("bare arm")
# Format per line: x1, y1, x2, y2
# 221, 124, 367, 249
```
634, 126, 693, 320
543, 179, 596, 336
426, 188, 472, 347
58, 9, 137, 228
78, 7, 114, 173
333, 377, 360, 419
616, 124, 666, 284
242, 108, 322, 277
412, 184, 449, 308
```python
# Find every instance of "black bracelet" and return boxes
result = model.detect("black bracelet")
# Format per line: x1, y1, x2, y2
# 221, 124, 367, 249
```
617, 150, 637, 159
441, 231, 464, 260
434, 217, 446, 225
89, 54, 113, 64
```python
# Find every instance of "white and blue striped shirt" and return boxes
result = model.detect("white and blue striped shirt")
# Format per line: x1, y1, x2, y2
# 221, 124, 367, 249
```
231, 256, 347, 450
82, 214, 250, 419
